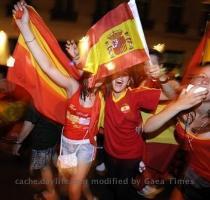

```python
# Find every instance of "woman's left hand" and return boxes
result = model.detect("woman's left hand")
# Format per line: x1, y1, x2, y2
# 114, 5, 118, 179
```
175, 87, 208, 111
12, 1, 29, 29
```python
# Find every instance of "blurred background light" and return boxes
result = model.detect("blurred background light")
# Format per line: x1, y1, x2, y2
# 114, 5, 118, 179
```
153, 43, 165, 53
0, 31, 9, 66
6, 56, 15, 67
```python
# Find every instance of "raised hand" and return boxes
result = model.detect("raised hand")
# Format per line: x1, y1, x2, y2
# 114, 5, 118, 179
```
12, 1, 29, 28
65, 40, 80, 65
175, 87, 208, 111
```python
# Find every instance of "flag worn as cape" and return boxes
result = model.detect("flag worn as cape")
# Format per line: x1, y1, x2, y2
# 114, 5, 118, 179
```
7, 6, 80, 124
78, 0, 148, 87
182, 26, 210, 84
142, 104, 178, 173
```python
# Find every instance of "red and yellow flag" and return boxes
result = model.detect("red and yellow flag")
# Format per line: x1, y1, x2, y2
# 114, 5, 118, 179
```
78, 0, 148, 86
7, 6, 80, 124
142, 104, 178, 173
182, 26, 210, 84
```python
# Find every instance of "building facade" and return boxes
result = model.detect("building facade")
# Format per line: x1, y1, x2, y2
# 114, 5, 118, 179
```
0, 0, 209, 74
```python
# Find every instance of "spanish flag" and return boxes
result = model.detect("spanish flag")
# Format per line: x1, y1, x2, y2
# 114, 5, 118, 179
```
7, 6, 80, 124
182, 24, 210, 84
142, 104, 178, 173
78, 0, 148, 86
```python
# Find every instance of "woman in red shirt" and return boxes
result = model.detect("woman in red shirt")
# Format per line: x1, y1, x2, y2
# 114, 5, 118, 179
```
174, 64, 210, 200
104, 68, 207, 200
13, 2, 102, 200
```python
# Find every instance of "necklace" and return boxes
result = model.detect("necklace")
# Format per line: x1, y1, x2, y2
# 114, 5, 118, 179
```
185, 110, 210, 150
186, 120, 208, 150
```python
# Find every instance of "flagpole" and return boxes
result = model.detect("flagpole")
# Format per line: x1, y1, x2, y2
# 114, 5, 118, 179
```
201, 20, 210, 65
128, 0, 152, 65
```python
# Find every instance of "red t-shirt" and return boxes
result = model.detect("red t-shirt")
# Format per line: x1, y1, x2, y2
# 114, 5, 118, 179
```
63, 89, 92, 140
104, 87, 161, 159
175, 123, 210, 181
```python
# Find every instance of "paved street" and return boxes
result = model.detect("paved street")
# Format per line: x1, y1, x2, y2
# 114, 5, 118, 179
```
0, 137, 174, 200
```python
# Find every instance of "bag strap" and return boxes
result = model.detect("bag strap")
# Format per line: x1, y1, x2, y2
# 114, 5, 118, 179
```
59, 126, 64, 156
73, 130, 89, 153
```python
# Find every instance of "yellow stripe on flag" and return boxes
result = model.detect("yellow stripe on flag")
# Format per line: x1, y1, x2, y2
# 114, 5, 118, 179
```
80, 19, 144, 74
202, 38, 210, 63
19, 24, 69, 99
98, 91, 105, 128
142, 104, 178, 145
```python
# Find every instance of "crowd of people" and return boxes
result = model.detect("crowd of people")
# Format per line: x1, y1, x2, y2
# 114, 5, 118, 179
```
1, 1, 209, 200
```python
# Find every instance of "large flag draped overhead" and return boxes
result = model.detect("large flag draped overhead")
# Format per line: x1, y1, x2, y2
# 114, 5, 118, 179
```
78, 0, 149, 86
7, 0, 147, 123
182, 25, 210, 84
7, 6, 80, 124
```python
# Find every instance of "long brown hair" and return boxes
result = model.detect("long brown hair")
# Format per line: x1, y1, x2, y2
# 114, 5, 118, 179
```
79, 72, 95, 101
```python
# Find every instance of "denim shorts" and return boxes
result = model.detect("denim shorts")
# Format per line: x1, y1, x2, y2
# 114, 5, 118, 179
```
60, 135, 96, 165
31, 146, 57, 170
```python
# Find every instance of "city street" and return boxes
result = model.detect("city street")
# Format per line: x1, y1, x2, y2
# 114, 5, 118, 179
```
0, 138, 174, 200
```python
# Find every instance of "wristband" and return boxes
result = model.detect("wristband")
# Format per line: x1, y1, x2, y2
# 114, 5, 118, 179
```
26, 37, 35, 43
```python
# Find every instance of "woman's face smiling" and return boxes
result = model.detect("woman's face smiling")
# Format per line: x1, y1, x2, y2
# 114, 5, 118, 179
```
111, 72, 130, 93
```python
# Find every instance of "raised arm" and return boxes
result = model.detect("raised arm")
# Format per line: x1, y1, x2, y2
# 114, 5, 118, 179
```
12, 2, 79, 97
65, 40, 83, 77
144, 61, 178, 100
143, 87, 208, 133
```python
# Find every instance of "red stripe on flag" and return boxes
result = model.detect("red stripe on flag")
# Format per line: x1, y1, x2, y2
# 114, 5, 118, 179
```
182, 36, 207, 84
144, 142, 178, 173
96, 49, 148, 80
7, 44, 67, 124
